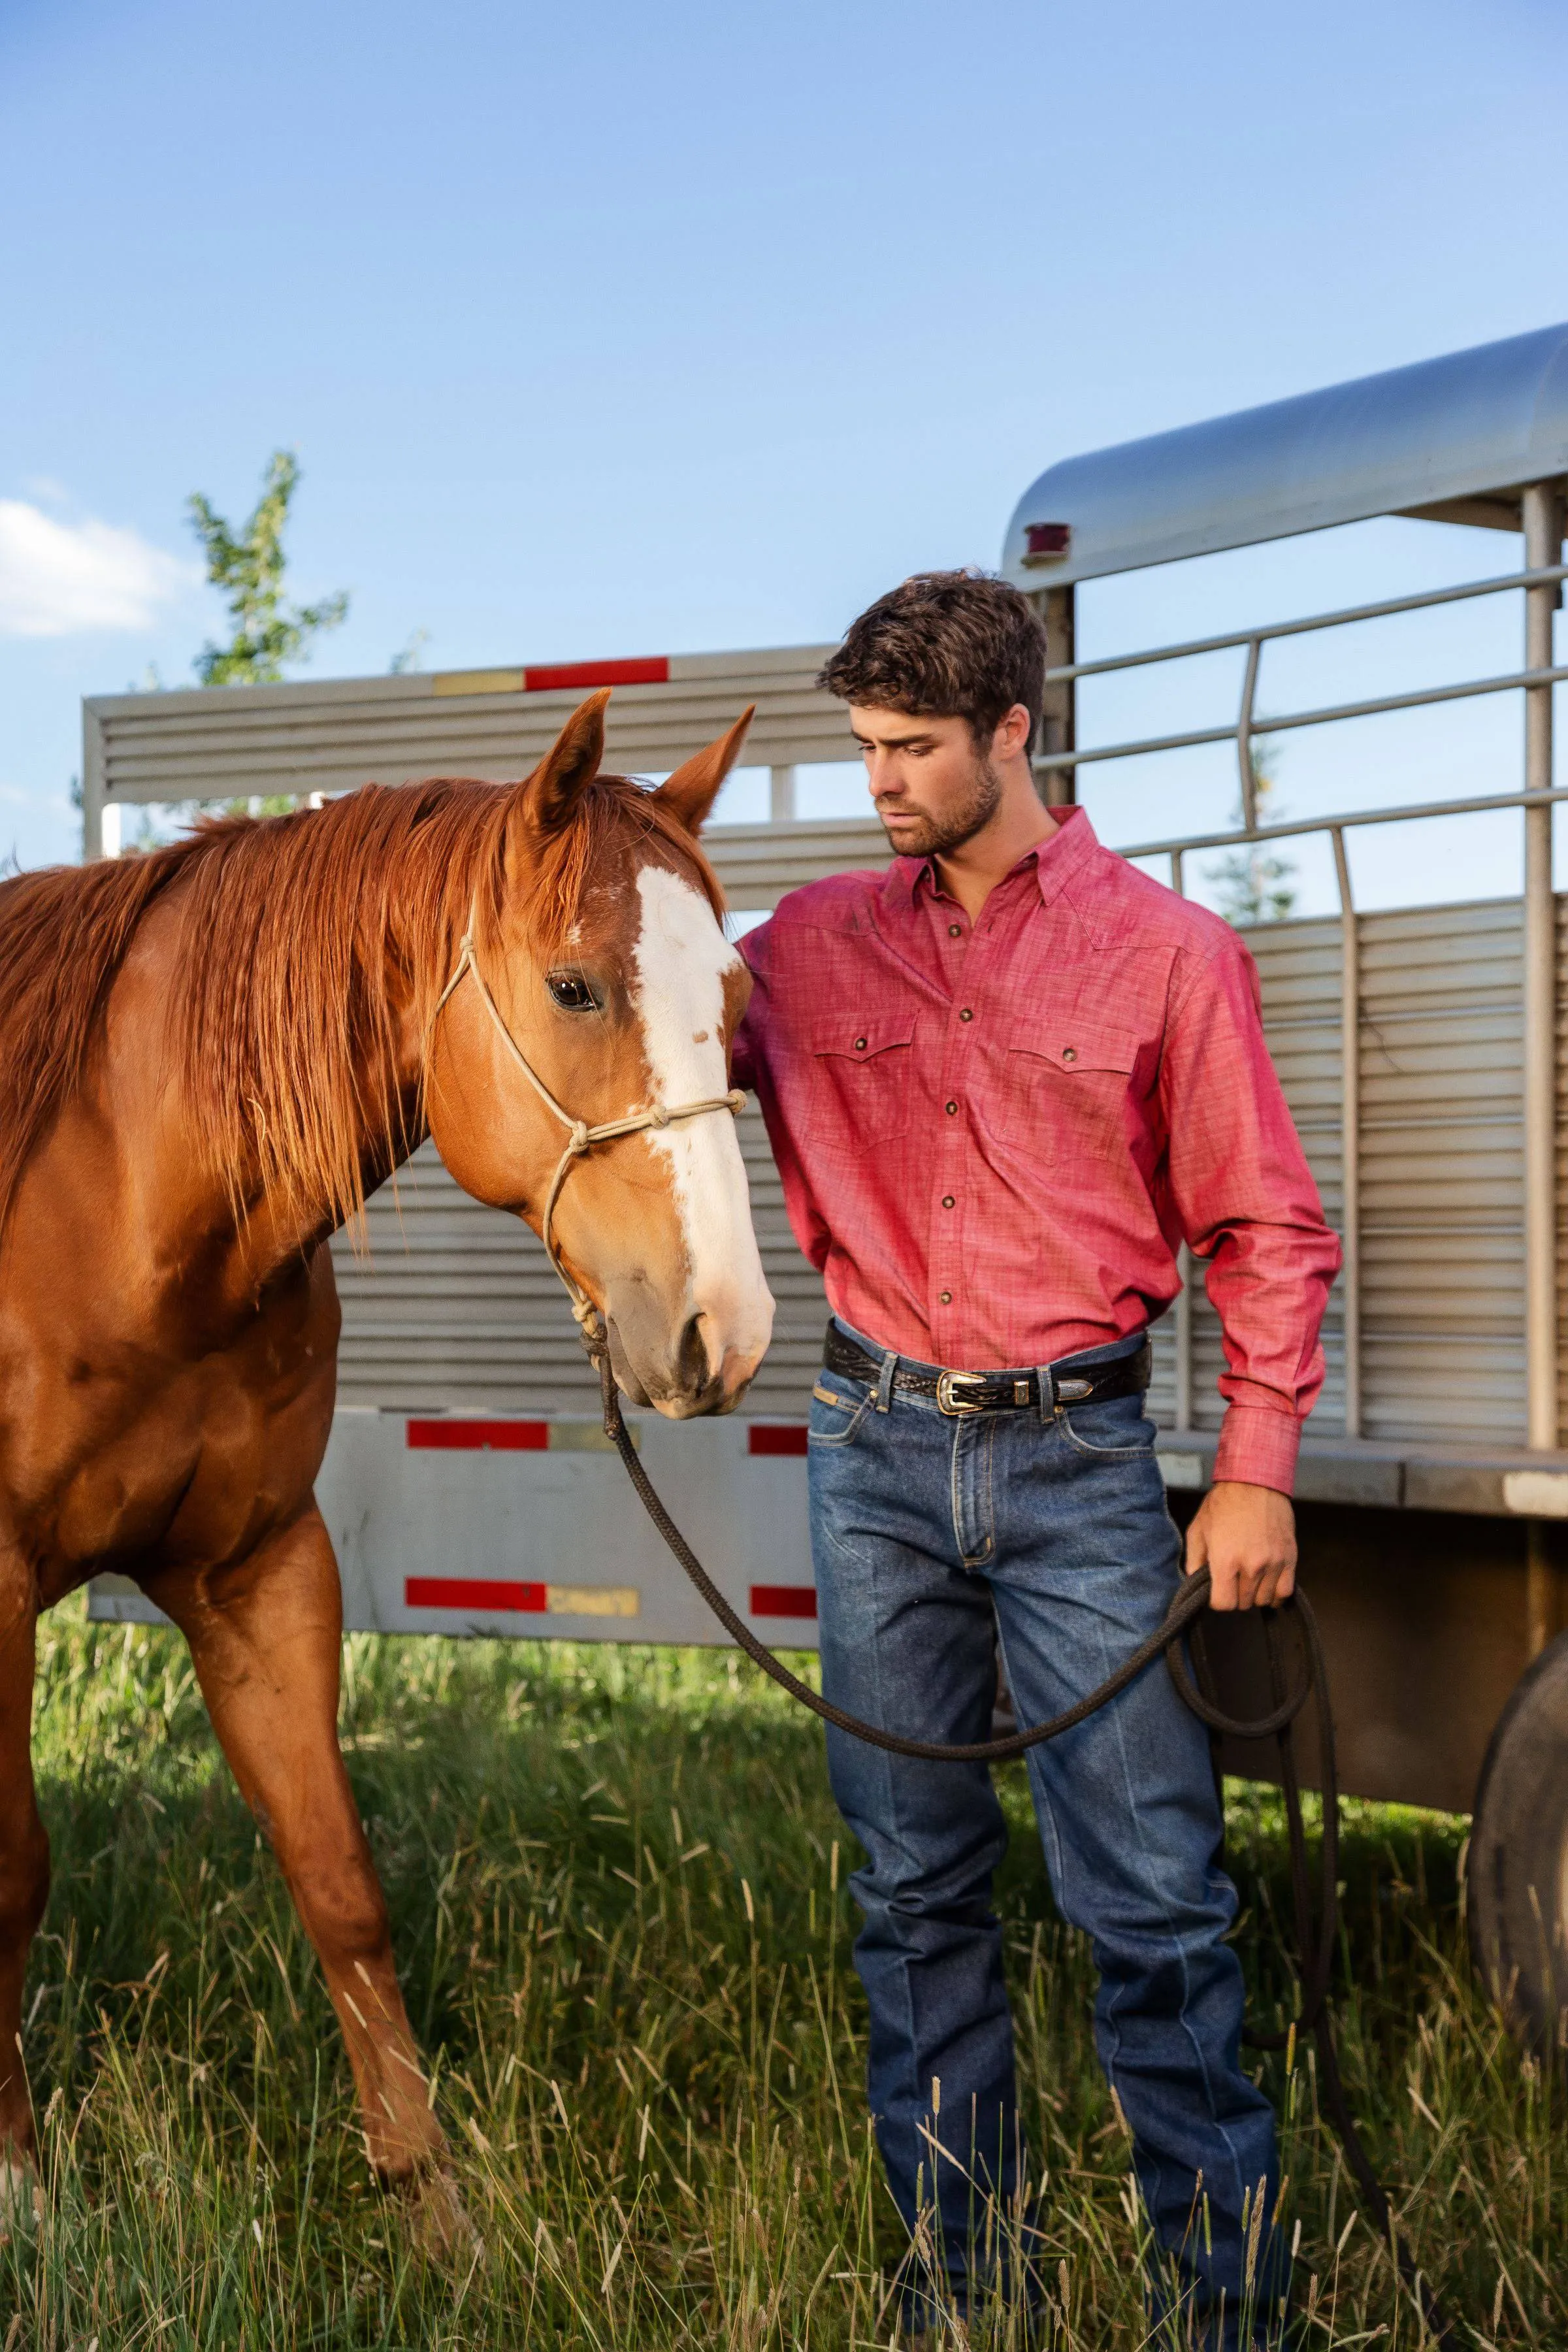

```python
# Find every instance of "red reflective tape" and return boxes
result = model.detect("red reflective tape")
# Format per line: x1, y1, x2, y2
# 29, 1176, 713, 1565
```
748, 1426, 808, 1456
406, 1420, 549, 1450
749, 1584, 817, 1619
406, 1577, 547, 1612
523, 657, 669, 693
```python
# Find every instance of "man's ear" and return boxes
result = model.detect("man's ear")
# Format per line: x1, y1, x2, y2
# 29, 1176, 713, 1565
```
653, 705, 755, 835
515, 689, 610, 834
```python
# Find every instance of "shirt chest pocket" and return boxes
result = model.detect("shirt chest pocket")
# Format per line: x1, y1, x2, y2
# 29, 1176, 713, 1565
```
983, 1015, 1143, 1155
807, 1017, 917, 1147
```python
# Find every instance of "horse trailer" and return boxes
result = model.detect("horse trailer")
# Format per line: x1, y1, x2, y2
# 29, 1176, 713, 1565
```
82, 320, 1568, 2045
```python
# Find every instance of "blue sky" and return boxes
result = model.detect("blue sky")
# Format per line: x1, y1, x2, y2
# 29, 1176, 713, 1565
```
1, 0, 1564, 905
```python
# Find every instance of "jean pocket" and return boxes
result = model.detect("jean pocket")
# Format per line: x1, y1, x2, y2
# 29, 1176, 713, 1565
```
808, 1377, 873, 1448
1059, 1392, 1157, 1457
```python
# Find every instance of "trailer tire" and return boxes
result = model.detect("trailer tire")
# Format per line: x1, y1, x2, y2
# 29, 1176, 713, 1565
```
1469, 1627, 1568, 2055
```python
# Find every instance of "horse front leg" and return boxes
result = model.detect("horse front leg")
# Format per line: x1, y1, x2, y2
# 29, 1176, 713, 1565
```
150, 1503, 471, 2254
0, 1569, 48, 2235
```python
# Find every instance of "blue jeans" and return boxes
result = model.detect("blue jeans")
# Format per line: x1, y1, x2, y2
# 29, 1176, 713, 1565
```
809, 1319, 1285, 2342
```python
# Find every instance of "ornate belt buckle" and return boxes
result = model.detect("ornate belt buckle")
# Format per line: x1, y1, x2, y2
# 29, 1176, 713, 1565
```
936, 1369, 989, 1416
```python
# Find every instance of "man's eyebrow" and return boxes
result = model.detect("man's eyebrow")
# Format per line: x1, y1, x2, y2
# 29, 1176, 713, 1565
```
851, 724, 941, 747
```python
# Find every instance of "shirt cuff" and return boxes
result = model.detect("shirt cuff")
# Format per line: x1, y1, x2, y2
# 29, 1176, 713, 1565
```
1211, 1404, 1301, 1496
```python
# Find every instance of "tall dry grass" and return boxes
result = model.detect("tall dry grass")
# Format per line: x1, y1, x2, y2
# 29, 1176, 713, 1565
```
1, 1617, 1560, 2347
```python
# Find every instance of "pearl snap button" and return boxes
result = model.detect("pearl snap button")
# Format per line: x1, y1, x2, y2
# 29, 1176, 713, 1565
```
942, 1194, 955, 1208
939, 1290, 952, 1305
855, 1037, 867, 1051
1062, 1046, 1077, 1063
958, 1007, 973, 1022
945, 1100, 958, 1115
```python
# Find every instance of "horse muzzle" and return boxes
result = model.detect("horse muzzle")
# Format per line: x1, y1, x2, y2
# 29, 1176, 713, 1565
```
605, 1291, 773, 1420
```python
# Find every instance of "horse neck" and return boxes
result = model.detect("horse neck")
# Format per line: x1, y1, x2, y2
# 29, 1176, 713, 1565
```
154, 821, 463, 1284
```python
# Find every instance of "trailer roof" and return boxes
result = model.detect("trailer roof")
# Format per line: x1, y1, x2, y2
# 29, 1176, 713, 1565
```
1001, 321, 1568, 589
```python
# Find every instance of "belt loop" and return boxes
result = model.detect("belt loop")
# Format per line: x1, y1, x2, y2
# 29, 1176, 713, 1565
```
1035, 1364, 1056, 1424
875, 1350, 898, 1413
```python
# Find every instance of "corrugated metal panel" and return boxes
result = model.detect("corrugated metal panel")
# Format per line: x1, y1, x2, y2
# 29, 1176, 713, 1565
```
84, 646, 848, 811
1152, 898, 1533, 1450
706, 817, 892, 910
1358, 901, 1526, 1444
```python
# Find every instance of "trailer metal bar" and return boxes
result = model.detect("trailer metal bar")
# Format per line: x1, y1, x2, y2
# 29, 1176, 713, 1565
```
1522, 487, 1563, 1467
1330, 828, 1363, 1441
1236, 634, 1262, 828
1033, 662, 1568, 781
1115, 781, 1568, 867
1045, 561, 1568, 684
1174, 1245, 1195, 1434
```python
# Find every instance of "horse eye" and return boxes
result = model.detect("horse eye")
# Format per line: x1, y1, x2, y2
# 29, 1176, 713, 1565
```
546, 971, 598, 1013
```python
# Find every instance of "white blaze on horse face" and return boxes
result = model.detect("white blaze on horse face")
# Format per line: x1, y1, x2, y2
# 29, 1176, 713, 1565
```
630, 865, 774, 1393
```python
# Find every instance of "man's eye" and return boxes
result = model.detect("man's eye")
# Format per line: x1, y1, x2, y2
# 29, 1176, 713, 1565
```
546, 972, 598, 1013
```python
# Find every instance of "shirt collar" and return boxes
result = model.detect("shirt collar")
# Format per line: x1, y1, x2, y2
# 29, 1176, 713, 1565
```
880, 802, 1100, 914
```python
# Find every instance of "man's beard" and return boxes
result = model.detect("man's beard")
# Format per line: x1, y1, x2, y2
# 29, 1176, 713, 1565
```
876, 755, 1004, 858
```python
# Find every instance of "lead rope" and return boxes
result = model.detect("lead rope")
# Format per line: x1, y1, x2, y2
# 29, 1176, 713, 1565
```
433, 919, 1455, 2345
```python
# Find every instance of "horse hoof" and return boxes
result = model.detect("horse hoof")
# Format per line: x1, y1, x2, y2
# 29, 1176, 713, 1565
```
404, 2166, 481, 2264
0, 2155, 41, 2243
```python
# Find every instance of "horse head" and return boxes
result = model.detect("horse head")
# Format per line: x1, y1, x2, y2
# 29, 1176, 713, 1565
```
427, 692, 775, 1417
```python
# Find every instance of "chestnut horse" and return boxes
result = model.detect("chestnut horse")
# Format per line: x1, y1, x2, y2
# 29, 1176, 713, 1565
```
0, 692, 772, 2243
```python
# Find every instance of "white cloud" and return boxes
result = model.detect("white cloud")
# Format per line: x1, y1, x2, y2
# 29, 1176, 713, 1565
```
0, 499, 193, 638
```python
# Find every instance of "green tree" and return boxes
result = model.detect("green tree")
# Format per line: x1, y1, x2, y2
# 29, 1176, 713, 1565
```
188, 450, 348, 686
1203, 739, 1298, 925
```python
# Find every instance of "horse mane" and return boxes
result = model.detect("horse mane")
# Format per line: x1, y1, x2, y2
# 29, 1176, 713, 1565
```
0, 772, 722, 1240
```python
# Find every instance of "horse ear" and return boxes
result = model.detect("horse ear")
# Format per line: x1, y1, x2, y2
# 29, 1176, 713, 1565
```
517, 690, 610, 833
653, 706, 756, 834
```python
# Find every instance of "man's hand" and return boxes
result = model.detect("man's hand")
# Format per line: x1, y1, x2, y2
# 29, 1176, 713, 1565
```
1184, 1480, 1296, 1610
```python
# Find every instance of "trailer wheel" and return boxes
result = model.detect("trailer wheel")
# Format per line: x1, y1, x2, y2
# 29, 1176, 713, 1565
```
1469, 1628, 1568, 2055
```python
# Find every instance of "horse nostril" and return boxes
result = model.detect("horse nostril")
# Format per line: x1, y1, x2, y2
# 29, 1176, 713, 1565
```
676, 1313, 712, 1395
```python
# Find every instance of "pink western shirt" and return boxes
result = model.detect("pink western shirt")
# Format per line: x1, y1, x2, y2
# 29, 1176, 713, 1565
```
732, 806, 1341, 1496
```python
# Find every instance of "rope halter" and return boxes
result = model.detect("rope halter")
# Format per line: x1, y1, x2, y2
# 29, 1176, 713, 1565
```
431, 913, 745, 1351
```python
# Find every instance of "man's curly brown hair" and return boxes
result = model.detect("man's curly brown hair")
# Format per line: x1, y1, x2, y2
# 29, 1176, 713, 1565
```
816, 570, 1048, 755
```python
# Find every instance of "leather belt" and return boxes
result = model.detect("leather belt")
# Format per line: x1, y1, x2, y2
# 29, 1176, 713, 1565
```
822, 1324, 1152, 1417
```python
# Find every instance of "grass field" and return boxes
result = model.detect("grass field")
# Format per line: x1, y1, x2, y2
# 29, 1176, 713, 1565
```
2, 1615, 1561, 2348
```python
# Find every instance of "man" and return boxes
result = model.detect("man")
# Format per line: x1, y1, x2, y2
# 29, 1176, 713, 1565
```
732, 572, 1340, 2346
